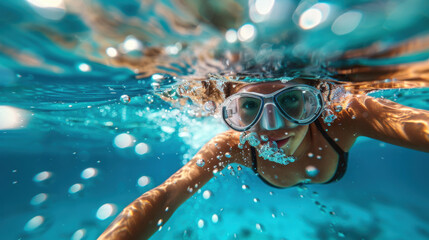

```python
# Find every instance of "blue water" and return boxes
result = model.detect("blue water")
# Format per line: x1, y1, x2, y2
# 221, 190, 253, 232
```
1, 0, 429, 239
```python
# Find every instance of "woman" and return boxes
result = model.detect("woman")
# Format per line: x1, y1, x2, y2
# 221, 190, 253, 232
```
98, 79, 429, 240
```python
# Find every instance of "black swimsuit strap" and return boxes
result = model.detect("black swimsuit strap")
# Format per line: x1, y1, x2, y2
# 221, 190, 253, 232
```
314, 119, 346, 155
314, 119, 348, 183
251, 146, 258, 172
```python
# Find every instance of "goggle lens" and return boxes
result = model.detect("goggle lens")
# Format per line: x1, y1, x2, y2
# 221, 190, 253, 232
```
276, 89, 320, 122
223, 96, 262, 130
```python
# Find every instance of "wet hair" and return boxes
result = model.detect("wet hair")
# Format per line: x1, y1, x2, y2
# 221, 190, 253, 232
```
173, 79, 247, 107
170, 78, 334, 115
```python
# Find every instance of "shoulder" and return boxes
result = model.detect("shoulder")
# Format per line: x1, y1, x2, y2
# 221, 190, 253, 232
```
317, 95, 362, 151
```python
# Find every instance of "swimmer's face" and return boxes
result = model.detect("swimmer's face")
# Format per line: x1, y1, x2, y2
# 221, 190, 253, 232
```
238, 82, 309, 155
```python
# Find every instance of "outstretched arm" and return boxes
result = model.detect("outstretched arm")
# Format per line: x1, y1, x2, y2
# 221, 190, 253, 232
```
340, 94, 429, 152
98, 131, 242, 240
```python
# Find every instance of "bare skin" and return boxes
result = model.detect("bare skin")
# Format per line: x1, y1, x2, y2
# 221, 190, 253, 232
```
98, 82, 429, 240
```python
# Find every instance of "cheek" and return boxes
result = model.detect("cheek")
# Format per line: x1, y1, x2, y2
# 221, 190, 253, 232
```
284, 125, 308, 137
289, 125, 309, 145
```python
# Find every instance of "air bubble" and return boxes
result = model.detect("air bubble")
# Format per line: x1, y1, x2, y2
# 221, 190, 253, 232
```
204, 101, 216, 112
307, 153, 314, 158
242, 184, 249, 190
253, 198, 260, 203
255, 223, 264, 232
30, 193, 48, 206
151, 82, 160, 90
69, 183, 84, 195
323, 109, 337, 123
78, 63, 91, 72
157, 219, 163, 226
334, 105, 342, 112
71, 229, 86, 240
33, 171, 52, 183
197, 219, 205, 228
96, 203, 117, 220
81, 167, 98, 180
203, 190, 212, 199
145, 95, 154, 104
137, 176, 151, 187
135, 143, 149, 155
211, 214, 219, 223
196, 159, 205, 167
120, 95, 130, 104
305, 166, 320, 177
225, 152, 231, 158
24, 215, 45, 232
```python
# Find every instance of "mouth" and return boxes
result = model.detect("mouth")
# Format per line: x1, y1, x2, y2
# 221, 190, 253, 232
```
274, 137, 290, 148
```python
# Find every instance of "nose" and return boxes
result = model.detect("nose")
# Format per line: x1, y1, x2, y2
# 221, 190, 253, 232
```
260, 103, 285, 130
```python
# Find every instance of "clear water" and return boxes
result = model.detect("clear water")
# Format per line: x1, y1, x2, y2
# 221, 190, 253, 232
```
1, 0, 429, 239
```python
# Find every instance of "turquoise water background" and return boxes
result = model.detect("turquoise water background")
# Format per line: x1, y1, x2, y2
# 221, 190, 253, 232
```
1, 0, 429, 239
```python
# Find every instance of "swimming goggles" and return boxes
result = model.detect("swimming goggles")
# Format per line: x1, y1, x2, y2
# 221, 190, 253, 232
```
221, 84, 324, 131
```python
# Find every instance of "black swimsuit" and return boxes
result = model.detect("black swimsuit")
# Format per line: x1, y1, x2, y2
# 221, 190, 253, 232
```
250, 119, 349, 188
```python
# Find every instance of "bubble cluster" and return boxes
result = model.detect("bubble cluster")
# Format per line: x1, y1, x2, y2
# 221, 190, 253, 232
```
322, 109, 337, 124
145, 94, 154, 104
258, 141, 295, 165
204, 101, 216, 113
239, 132, 261, 147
